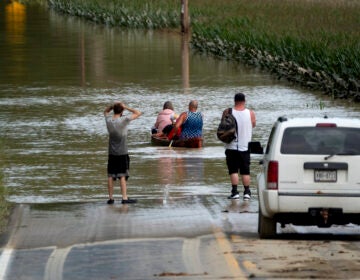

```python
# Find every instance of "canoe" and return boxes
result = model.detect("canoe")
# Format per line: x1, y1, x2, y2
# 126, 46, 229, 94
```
151, 135, 203, 148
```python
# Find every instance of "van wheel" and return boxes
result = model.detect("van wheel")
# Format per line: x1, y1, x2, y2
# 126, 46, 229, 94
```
258, 207, 277, 239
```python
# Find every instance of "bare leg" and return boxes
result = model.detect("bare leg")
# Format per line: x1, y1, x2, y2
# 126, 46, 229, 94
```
241, 174, 250, 187
230, 173, 239, 185
107, 177, 114, 199
120, 176, 128, 200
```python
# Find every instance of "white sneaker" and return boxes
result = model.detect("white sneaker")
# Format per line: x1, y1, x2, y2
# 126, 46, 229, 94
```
243, 189, 251, 201
228, 192, 240, 199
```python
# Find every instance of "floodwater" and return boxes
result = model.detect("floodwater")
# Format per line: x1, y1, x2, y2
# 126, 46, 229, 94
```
1, 1, 360, 205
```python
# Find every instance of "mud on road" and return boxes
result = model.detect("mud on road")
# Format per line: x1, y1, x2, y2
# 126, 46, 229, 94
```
216, 201, 360, 279
227, 231, 360, 279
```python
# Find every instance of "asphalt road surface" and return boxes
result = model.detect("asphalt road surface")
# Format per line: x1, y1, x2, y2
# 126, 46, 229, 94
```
0, 198, 359, 280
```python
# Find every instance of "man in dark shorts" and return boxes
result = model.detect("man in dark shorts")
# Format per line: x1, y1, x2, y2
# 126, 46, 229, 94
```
222, 93, 256, 201
104, 102, 142, 204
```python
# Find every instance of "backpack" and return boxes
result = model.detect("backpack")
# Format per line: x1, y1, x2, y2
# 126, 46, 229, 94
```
217, 108, 238, 144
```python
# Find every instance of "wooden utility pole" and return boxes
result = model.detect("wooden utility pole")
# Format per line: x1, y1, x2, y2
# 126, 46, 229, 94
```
181, 0, 189, 33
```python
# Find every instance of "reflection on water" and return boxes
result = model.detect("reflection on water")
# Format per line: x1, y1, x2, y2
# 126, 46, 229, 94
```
154, 149, 204, 185
154, 149, 204, 205
5, 1, 26, 45
0, 3, 359, 204
4, 1, 26, 80
181, 33, 190, 92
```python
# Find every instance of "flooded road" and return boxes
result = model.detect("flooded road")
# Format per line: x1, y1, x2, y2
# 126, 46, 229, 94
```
1, 1, 359, 205
1, 2, 360, 279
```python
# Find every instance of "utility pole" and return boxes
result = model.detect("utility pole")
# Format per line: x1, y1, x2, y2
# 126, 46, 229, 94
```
181, 0, 189, 33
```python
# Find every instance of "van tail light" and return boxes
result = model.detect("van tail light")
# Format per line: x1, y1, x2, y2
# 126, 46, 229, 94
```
267, 160, 278, 190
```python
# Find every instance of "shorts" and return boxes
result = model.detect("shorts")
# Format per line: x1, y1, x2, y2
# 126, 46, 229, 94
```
225, 149, 250, 175
107, 154, 130, 180
162, 124, 174, 135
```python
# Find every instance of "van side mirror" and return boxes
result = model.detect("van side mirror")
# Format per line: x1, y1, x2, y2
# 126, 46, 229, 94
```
248, 141, 264, 154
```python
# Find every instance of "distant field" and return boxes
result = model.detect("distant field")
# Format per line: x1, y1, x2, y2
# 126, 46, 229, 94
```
189, 0, 359, 99
191, 0, 359, 41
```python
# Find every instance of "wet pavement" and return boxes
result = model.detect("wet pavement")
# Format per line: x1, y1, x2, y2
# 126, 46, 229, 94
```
0, 198, 258, 280
1, 197, 360, 279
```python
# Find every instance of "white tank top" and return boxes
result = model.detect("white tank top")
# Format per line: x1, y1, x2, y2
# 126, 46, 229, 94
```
225, 108, 252, 151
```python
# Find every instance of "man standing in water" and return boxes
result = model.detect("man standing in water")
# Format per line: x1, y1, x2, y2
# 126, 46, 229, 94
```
104, 102, 142, 204
223, 93, 256, 201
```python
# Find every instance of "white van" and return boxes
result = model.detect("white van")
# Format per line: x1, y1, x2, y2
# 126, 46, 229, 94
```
257, 116, 360, 238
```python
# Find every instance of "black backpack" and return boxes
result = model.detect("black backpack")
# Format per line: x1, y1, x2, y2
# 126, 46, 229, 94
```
217, 108, 237, 144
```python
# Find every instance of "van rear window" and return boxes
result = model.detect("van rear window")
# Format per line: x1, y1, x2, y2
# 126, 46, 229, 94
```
281, 127, 360, 155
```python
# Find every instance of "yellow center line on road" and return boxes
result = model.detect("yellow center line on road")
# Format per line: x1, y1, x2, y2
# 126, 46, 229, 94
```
212, 226, 249, 279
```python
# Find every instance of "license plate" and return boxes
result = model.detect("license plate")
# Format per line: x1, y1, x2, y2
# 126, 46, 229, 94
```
314, 170, 337, 182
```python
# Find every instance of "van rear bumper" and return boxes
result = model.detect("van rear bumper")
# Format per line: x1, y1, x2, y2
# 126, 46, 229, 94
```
274, 210, 360, 227
260, 190, 360, 226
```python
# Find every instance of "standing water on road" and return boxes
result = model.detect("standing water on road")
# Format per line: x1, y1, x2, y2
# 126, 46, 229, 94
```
1, 2, 359, 205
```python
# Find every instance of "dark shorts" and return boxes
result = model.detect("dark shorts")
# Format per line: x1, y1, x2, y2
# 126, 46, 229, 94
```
107, 154, 130, 180
225, 149, 250, 175
162, 124, 174, 135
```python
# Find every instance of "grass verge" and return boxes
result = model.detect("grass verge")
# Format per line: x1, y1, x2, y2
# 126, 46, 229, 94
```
0, 144, 11, 235
48, 0, 180, 29
0, 181, 10, 235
